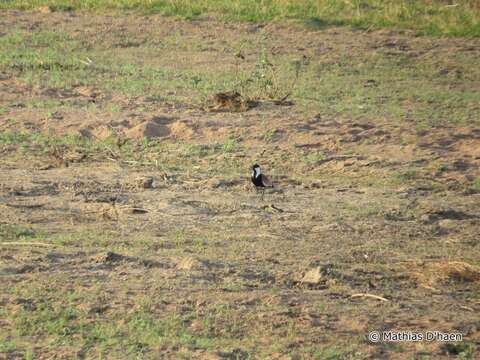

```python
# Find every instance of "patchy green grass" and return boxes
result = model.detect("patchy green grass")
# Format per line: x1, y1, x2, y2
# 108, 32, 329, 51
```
0, 224, 37, 240
0, 339, 18, 354
4, 284, 216, 359
0, 131, 114, 158
1, 25, 479, 128
1, 0, 480, 37
0, 130, 249, 179
0, 30, 90, 89
294, 52, 480, 126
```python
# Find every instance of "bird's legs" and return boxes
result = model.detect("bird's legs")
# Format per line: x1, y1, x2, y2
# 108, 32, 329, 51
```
255, 187, 265, 201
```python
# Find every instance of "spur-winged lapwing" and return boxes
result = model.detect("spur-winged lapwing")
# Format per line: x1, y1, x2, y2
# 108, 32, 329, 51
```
251, 164, 273, 199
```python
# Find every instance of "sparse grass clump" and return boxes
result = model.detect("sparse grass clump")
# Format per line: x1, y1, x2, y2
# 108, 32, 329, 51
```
0, 224, 36, 240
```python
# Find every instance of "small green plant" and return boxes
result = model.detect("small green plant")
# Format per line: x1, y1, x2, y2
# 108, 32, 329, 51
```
396, 169, 418, 181
222, 137, 237, 153
192, 236, 207, 253
302, 150, 326, 164
262, 128, 276, 142
172, 228, 188, 247
191, 75, 202, 88
186, 143, 211, 157
464, 178, 480, 194
237, 45, 308, 100
250, 48, 277, 98
399, 137, 411, 145
24, 349, 34, 360
435, 162, 448, 174
105, 103, 122, 113
415, 121, 432, 132
0, 340, 17, 353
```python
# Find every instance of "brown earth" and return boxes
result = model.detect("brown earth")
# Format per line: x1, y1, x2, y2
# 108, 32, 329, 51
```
0, 9, 479, 360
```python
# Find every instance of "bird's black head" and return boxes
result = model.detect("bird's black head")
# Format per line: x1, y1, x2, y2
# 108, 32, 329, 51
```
252, 164, 260, 170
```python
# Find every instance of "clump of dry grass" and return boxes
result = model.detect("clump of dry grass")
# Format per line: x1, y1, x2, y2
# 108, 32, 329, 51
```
407, 261, 480, 289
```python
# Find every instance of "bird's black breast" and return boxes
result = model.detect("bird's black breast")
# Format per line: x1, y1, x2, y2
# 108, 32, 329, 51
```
251, 174, 265, 187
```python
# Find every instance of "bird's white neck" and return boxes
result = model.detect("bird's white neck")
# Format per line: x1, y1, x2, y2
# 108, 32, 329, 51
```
253, 168, 261, 178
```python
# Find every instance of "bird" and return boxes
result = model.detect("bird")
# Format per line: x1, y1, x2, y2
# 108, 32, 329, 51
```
251, 164, 273, 199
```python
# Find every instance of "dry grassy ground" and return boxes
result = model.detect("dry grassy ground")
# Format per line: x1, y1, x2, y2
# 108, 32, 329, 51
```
0, 9, 480, 360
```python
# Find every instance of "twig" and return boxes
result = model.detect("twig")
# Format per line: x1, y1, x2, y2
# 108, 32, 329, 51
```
121, 160, 156, 166
317, 155, 363, 165
267, 204, 284, 212
351, 293, 389, 302
128, 207, 149, 214
79, 57, 93, 66
5, 203, 45, 209
102, 147, 121, 159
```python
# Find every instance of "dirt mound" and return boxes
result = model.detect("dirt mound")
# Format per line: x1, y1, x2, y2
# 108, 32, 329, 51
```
125, 120, 171, 139
93, 251, 170, 268
169, 120, 196, 140
408, 261, 480, 289
78, 115, 181, 140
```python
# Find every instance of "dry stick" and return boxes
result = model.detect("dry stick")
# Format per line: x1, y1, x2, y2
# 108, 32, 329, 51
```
5, 203, 45, 209
128, 207, 149, 214
443, 4, 459, 8
121, 160, 154, 166
79, 57, 93, 66
264, 204, 284, 213
317, 155, 363, 165
351, 293, 389, 302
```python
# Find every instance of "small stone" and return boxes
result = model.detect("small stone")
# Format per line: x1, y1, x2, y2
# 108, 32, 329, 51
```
301, 267, 322, 285
37, 6, 52, 13
95, 251, 124, 263
136, 176, 154, 189
126, 207, 148, 214
438, 219, 456, 229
